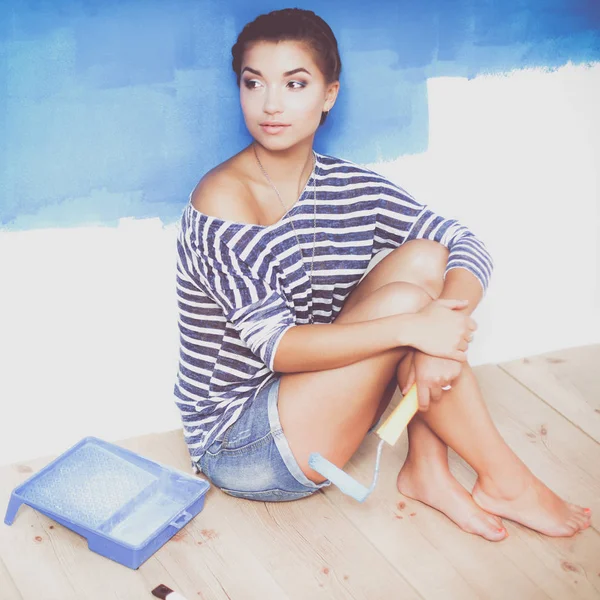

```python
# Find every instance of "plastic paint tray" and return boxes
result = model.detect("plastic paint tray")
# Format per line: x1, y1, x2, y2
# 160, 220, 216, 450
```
4, 436, 210, 569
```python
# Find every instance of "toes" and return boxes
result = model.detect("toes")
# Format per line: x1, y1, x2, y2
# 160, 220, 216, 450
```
565, 519, 582, 535
568, 507, 592, 529
566, 505, 592, 530
473, 516, 507, 541
577, 512, 589, 523
475, 526, 506, 541
569, 504, 591, 518
568, 517, 584, 531
486, 527, 508, 542
485, 514, 504, 529
573, 513, 591, 529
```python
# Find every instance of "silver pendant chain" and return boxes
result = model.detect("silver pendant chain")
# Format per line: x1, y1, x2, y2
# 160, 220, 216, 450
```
253, 143, 317, 324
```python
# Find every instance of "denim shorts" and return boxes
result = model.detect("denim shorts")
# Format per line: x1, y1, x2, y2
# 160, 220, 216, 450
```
198, 375, 331, 501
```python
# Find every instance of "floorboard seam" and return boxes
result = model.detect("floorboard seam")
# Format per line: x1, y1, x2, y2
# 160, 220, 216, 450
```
0, 555, 24, 600
496, 364, 599, 446
495, 365, 600, 536
318, 488, 459, 600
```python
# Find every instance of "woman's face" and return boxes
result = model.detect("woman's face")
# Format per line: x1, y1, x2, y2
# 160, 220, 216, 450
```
240, 40, 339, 151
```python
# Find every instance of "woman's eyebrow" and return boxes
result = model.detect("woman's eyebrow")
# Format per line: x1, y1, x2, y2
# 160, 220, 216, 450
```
241, 66, 312, 77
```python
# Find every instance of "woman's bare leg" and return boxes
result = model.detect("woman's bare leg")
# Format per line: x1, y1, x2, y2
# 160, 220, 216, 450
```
350, 246, 591, 536
340, 242, 508, 539
412, 363, 592, 536
280, 239, 591, 538
279, 240, 507, 540
394, 355, 507, 540
365, 245, 592, 536
278, 280, 421, 479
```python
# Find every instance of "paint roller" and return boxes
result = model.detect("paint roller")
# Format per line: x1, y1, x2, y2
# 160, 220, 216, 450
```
308, 383, 419, 502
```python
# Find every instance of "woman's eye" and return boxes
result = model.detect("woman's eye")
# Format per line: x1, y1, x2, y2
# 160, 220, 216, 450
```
242, 79, 306, 90
243, 79, 261, 89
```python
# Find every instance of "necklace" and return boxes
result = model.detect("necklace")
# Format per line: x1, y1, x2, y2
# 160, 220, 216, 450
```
253, 143, 317, 325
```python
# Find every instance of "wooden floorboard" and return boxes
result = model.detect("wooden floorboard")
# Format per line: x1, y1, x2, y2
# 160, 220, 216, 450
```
500, 344, 600, 444
1, 347, 599, 599
154, 435, 422, 600
326, 364, 600, 600
0, 555, 22, 600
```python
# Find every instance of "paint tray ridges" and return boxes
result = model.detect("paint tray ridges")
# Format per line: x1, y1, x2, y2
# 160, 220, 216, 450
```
20, 443, 156, 528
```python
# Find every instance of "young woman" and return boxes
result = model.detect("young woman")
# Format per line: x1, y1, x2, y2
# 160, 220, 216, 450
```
174, 8, 591, 541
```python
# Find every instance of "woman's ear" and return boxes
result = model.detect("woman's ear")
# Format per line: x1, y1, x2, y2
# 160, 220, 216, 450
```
324, 81, 340, 113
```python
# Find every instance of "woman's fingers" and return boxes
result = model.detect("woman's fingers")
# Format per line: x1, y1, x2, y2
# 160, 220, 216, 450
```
401, 359, 416, 395
437, 298, 469, 310
417, 382, 431, 411
451, 350, 468, 362
419, 378, 453, 407
429, 386, 443, 403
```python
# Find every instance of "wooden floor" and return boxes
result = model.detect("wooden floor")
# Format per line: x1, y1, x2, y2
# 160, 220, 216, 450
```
1, 345, 599, 600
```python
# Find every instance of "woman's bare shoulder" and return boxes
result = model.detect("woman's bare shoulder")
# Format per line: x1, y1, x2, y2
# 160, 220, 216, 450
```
190, 157, 258, 225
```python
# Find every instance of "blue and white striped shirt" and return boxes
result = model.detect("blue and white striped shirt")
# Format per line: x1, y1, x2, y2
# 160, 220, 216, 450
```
174, 152, 493, 467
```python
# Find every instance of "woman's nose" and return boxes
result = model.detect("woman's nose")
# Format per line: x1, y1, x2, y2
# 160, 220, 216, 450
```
263, 86, 284, 114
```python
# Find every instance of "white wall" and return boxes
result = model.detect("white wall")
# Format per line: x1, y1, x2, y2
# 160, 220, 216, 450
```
1, 62, 598, 466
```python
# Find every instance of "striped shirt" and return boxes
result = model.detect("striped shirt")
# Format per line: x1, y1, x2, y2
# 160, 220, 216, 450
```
174, 151, 493, 468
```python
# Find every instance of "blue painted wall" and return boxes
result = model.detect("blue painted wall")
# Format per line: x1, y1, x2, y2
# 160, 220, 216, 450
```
1, 0, 599, 229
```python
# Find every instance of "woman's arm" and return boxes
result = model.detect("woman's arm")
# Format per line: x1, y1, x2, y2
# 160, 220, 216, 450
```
273, 299, 475, 373
439, 268, 483, 315
375, 179, 494, 294
273, 314, 413, 373
403, 249, 486, 411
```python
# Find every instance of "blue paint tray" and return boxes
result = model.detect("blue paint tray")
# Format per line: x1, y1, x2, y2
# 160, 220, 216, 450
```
4, 436, 210, 569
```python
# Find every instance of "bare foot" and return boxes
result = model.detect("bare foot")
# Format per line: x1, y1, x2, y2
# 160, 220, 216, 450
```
472, 471, 592, 537
397, 459, 508, 542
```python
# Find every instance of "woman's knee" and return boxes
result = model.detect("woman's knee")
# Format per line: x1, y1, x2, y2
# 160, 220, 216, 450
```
378, 281, 432, 315
337, 281, 431, 323
393, 240, 448, 297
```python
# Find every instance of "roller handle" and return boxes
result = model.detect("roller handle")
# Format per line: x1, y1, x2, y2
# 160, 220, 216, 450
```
375, 383, 419, 446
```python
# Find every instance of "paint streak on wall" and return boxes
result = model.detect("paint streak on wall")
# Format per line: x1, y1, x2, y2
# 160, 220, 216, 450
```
1, 0, 599, 229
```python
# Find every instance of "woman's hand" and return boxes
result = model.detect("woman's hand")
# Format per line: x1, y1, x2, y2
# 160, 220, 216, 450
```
401, 351, 463, 411
408, 298, 476, 362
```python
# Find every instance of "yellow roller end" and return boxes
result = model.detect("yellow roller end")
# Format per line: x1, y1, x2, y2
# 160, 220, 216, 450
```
375, 383, 419, 446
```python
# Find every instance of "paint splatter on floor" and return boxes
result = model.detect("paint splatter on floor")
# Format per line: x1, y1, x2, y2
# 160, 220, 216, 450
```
561, 560, 579, 573
200, 529, 217, 540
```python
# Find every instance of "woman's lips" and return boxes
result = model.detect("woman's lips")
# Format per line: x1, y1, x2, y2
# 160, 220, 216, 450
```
260, 124, 290, 134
